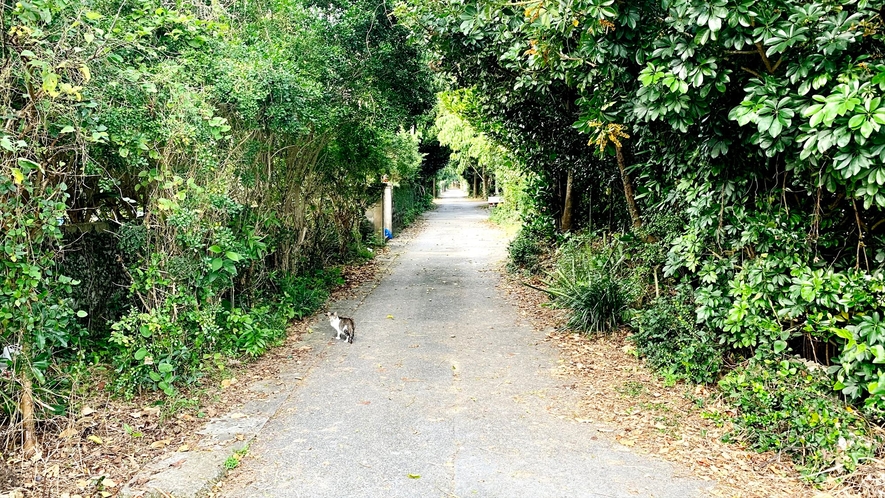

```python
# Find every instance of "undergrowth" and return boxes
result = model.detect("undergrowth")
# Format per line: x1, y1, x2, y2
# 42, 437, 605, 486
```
718, 359, 880, 480
630, 287, 723, 384
508, 225, 885, 482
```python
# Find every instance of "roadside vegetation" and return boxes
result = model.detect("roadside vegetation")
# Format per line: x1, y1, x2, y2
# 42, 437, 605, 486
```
5, 0, 885, 494
1, 0, 436, 467
398, 0, 885, 486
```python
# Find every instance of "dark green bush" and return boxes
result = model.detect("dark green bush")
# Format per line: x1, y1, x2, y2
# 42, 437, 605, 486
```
273, 268, 344, 321
225, 305, 287, 357
630, 289, 723, 384
507, 228, 545, 274
719, 359, 879, 480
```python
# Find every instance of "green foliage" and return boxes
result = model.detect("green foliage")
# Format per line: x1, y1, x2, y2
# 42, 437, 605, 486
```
393, 184, 433, 229
720, 359, 879, 479
274, 269, 344, 322
225, 306, 287, 358
506, 228, 546, 274
0, 165, 82, 419
544, 236, 639, 334
630, 288, 723, 384
224, 446, 248, 470
830, 311, 885, 421
0, 0, 434, 435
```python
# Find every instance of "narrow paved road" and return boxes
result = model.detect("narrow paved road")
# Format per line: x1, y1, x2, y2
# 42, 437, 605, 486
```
221, 191, 709, 498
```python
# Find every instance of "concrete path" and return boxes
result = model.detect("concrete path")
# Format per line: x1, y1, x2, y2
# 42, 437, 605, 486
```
220, 190, 710, 498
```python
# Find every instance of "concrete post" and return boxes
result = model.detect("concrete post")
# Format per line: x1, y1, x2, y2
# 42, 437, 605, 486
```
383, 183, 393, 239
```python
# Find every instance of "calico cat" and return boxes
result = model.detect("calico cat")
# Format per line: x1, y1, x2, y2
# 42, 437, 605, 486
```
325, 312, 355, 344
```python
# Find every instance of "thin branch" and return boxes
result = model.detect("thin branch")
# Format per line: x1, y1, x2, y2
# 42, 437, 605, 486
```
754, 42, 775, 73
771, 55, 785, 73
741, 66, 763, 78
851, 199, 869, 271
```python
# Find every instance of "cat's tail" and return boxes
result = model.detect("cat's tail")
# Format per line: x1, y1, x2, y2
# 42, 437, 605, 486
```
348, 324, 355, 344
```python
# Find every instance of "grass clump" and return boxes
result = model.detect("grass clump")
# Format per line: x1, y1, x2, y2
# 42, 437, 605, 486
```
540, 234, 639, 334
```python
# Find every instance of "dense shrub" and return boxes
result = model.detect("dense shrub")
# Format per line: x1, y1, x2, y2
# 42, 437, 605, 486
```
273, 269, 344, 322
507, 228, 546, 274
829, 309, 885, 422
630, 288, 723, 384
224, 305, 288, 358
0, 0, 435, 439
106, 268, 342, 399
719, 359, 880, 479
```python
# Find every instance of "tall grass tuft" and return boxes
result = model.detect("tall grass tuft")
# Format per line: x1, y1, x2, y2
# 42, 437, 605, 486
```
541, 238, 632, 334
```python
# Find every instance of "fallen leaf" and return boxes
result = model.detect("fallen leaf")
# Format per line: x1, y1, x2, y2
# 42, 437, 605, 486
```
87, 435, 103, 445
150, 439, 169, 449
407, 474, 420, 479
59, 427, 78, 439
101, 478, 117, 488
230, 413, 247, 419
386, 315, 394, 319
80, 406, 95, 417
177, 444, 190, 452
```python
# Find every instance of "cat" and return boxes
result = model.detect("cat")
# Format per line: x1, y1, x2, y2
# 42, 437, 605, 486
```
325, 312, 355, 344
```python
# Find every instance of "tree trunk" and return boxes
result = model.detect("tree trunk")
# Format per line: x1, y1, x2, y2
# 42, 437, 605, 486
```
561, 168, 574, 232
472, 169, 478, 197
21, 371, 37, 459
482, 166, 488, 199
616, 146, 642, 229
